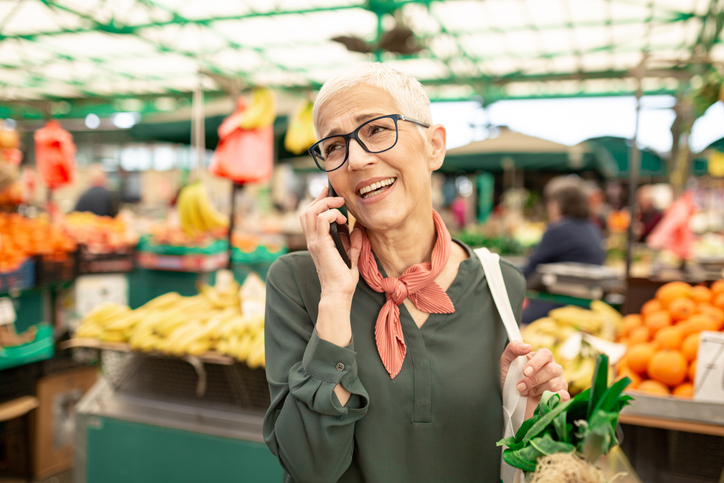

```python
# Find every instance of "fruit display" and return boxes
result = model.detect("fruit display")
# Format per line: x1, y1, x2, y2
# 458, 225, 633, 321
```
177, 183, 229, 237
615, 280, 724, 398
73, 271, 266, 368
0, 213, 76, 272
62, 212, 138, 251
523, 301, 623, 394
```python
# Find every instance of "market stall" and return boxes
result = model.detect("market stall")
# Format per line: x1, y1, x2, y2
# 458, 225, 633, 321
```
1, 0, 724, 482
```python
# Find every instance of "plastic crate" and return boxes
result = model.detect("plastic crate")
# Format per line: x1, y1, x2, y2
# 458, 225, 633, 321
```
34, 250, 77, 286
231, 245, 287, 265
0, 258, 35, 294
77, 244, 135, 274
136, 252, 229, 272
0, 324, 55, 371
0, 360, 40, 404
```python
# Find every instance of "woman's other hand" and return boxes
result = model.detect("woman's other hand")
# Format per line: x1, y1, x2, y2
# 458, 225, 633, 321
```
500, 341, 570, 420
300, 186, 363, 299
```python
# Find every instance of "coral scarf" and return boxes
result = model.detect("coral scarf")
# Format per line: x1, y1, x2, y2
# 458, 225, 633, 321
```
358, 210, 455, 379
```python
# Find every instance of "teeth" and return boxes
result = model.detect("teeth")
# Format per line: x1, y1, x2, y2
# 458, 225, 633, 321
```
359, 177, 396, 196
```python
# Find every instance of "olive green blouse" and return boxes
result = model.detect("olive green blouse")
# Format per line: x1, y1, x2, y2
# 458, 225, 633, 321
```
263, 241, 525, 483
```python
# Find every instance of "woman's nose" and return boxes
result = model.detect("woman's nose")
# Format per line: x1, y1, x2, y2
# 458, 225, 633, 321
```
346, 138, 377, 170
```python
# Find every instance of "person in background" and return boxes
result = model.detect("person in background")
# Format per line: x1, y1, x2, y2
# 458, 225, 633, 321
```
522, 177, 605, 324
74, 163, 119, 217
585, 181, 608, 235
635, 185, 662, 243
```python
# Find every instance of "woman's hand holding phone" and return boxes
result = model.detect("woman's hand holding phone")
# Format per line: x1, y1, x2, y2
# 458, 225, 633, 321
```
300, 186, 362, 302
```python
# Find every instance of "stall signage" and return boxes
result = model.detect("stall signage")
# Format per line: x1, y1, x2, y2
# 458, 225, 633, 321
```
694, 331, 724, 404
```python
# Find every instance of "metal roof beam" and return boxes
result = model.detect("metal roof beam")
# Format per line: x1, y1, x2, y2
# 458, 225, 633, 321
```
0, 2, 365, 41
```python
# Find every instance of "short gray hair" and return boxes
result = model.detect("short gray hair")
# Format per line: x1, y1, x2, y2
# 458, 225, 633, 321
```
312, 62, 432, 135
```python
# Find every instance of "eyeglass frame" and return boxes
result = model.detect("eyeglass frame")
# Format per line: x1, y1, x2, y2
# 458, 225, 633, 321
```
308, 114, 431, 172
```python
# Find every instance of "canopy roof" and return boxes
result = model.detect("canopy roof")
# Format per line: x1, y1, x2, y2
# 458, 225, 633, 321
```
0, 0, 722, 119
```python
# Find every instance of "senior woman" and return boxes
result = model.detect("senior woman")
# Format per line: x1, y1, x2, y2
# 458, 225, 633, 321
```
263, 63, 569, 483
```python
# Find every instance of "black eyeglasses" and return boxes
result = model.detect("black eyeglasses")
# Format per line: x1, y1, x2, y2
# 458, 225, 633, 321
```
308, 114, 430, 172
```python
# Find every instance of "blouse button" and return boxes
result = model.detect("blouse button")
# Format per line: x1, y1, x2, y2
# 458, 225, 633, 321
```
335, 362, 345, 371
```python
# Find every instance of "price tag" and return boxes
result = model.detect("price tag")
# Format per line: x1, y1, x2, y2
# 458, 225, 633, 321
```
74, 274, 129, 318
694, 331, 724, 404
0, 297, 16, 326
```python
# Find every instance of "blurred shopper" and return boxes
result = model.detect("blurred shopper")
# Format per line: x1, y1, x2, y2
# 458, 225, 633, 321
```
74, 164, 119, 217
635, 185, 662, 243
585, 181, 608, 234
522, 177, 605, 323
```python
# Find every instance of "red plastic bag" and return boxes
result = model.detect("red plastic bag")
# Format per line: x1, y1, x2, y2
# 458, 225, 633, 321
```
34, 120, 76, 189
647, 191, 695, 259
210, 99, 273, 184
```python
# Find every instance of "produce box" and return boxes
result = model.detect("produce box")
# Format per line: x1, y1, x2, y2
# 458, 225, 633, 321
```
33, 366, 98, 479
35, 250, 77, 286
231, 245, 287, 265
136, 252, 229, 272
77, 244, 135, 274
0, 258, 35, 294
0, 324, 55, 371
136, 235, 228, 256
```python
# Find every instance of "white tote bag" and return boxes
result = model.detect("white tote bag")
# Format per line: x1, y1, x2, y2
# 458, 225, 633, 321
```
475, 248, 527, 483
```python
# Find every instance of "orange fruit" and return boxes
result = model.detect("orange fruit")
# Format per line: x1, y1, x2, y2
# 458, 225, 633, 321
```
636, 380, 671, 395
647, 350, 688, 387
627, 343, 656, 374
655, 282, 692, 309
629, 326, 652, 345
672, 382, 694, 398
668, 297, 696, 321
654, 326, 684, 351
681, 333, 699, 362
696, 304, 724, 330
645, 310, 672, 336
710, 280, 724, 299
690, 286, 712, 303
641, 299, 662, 317
679, 314, 718, 337
616, 367, 642, 389
619, 314, 643, 338
688, 360, 697, 382
713, 292, 724, 312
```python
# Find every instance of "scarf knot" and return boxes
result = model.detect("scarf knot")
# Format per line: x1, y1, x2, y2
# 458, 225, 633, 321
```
357, 210, 455, 379
381, 277, 408, 305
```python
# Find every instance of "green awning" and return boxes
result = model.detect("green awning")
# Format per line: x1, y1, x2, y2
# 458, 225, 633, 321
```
585, 136, 667, 178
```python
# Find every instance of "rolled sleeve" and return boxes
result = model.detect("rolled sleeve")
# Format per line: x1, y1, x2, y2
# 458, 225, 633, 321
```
290, 330, 368, 416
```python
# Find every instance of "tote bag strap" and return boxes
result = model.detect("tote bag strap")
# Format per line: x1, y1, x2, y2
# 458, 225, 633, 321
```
474, 247, 528, 483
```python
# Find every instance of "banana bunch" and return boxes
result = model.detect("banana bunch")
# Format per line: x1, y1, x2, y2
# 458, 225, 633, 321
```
73, 272, 266, 368
199, 277, 240, 310
177, 183, 229, 236
522, 300, 621, 395
239, 88, 276, 130
215, 314, 265, 368
284, 100, 317, 154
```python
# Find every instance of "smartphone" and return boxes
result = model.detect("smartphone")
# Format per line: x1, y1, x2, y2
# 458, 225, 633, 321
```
328, 181, 351, 268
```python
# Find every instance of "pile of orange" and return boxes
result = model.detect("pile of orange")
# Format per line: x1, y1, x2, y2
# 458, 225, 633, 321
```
0, 213, 76, 273
616, 280, 724, 398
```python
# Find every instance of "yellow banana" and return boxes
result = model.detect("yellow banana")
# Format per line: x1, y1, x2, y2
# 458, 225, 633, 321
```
139, 292, 183, 312
240, 89, 276, 129
186, 185, 208, 233
177, 185, 196, 236
98, 330, 127, 343
195, 184, 229, 230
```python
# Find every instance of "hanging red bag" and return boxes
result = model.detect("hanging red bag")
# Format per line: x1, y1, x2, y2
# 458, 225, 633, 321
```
210, 98, 274, 184
34, 120, 76, 189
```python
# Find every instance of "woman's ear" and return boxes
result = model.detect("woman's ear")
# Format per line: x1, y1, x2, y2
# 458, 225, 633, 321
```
427, 124, 447, 171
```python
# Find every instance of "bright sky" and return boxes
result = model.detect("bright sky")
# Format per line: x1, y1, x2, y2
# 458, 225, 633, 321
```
431, 98, 724, 154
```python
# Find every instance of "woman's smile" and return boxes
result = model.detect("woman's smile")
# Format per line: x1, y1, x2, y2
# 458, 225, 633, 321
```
357, 177, 397, 203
